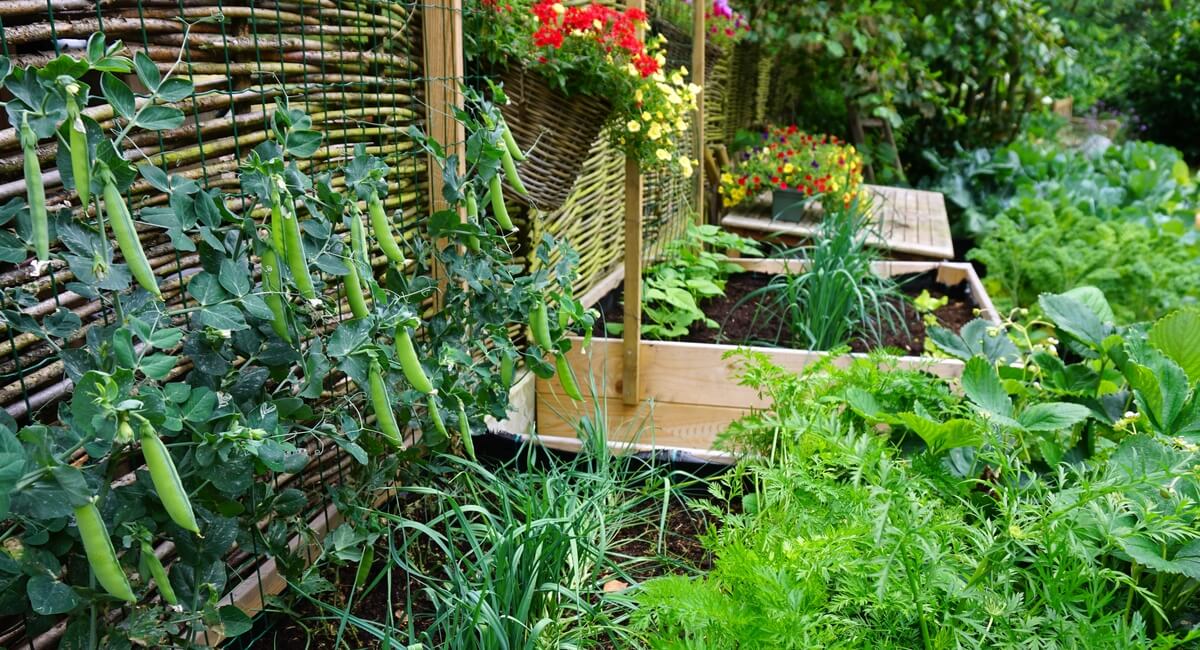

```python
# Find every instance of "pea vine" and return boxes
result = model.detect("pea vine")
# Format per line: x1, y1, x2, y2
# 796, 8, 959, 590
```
0, 30, 588, 647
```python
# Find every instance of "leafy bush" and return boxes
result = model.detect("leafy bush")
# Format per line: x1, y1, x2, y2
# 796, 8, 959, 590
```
926, 128, 1200, 322
637, 294, 1200, 647
968, 202, 1200, 323
1122, 4, 1200, 163
927, 127, 1198, 239
747, 0, 1064, 162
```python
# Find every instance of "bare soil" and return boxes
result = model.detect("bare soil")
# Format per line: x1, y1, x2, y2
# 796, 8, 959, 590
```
593, 270, 976, 355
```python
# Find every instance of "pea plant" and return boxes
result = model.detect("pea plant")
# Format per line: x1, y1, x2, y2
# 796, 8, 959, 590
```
0, 32, 587, 648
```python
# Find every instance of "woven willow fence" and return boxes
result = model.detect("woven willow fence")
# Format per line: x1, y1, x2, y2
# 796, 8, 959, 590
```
0, 0, 734, 646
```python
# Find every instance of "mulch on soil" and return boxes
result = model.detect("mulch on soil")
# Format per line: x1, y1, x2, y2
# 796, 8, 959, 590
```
592, 270, 977, 356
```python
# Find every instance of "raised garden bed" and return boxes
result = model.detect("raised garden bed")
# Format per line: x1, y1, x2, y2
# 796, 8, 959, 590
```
536, 259, 999, 452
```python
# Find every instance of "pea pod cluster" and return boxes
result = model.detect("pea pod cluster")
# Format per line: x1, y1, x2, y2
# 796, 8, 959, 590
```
272, 183, 317, 302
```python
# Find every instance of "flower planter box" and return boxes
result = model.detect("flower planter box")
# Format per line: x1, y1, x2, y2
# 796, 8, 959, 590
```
496, 64, 613, 211
535, 259, 999, 453
769, 187, 823, 222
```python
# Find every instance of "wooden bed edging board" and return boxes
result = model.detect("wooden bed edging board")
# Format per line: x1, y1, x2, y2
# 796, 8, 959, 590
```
489, 370, 738, 465
536, 259, 998, 452
536, 337, 966, 450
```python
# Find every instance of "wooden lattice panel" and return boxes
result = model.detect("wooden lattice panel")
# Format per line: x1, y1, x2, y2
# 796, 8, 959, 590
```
720, 184, 955, 260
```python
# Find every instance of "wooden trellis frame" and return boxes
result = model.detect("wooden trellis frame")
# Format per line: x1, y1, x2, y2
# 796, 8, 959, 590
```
622, 0, 707, 405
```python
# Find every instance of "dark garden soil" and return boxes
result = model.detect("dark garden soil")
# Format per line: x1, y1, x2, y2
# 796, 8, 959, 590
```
592, 270, 976, 356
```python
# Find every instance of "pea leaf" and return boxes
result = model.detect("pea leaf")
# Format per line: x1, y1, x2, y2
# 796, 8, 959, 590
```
100, 72, 136, 120
27, 575, 80, 615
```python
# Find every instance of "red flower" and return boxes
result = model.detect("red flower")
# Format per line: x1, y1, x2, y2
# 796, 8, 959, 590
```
533, 26, 564, 48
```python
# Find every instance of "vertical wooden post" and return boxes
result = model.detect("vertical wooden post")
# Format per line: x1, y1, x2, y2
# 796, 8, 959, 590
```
622, 0, 646, 406
424, 0, 466, 306
691, 0, 705, 225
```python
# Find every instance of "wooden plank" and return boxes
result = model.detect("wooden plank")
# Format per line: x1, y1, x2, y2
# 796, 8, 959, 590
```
721, 184, 955, 260
526, 432, 737, 464
691, 0, 705, 224
423, 0, 465, 306
538, 336, 966, 408
536, 393, 746, 451
622, 0, 645, 406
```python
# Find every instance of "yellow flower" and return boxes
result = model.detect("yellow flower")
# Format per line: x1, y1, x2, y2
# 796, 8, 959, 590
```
783, 163, 794, 174
721, 172, 733, 184
648, 123, 662, 140
552, 2, 564, 13
655, 148, 671, 162
634, 88, 644, 102
627, 120, 641, 133
680, 156, 693, 179
641, 111, 653, 121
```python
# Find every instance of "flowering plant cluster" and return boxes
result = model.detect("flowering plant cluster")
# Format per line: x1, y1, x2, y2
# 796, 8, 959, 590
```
466, 0, 701, 172
719, 127, 864, 208
704, 0, 751, 48
614, 65, 701, 177
655, 0, 751, 49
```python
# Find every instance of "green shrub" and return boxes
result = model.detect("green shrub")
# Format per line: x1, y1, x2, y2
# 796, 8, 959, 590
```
1122, 5, 1200, 163
967, 201, 1200, 323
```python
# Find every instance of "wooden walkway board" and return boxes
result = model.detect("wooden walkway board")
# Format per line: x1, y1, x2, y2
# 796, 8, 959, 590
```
721, 184, 955, 260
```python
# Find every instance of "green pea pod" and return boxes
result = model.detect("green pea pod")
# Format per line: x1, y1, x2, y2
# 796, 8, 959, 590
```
501, 146, 529, 198
350, 206, 369, 260
261, 248, 292, 343
368, 361, 404, 448
66, 96, 91, 208
500, 353, 515, 388
555, 353, 584, 401
354, 544, 375, 590
500, 120, 527, 162
102, 170, 161, 299
279, 196, 316, 301
140, 421, 200, 534
456, 397, 476, 461
427, 394, 448, 440
20, 118, 49, 262
268, 187, 286, 256
530, 295, 553, 350
489, 175, 515, 232
75, 500, 135, 602
343, 242, 370, 320
466, 191, 479, 220
368, 191, 407, 267
139, 542, 178, 606
395, 326, 434, 394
